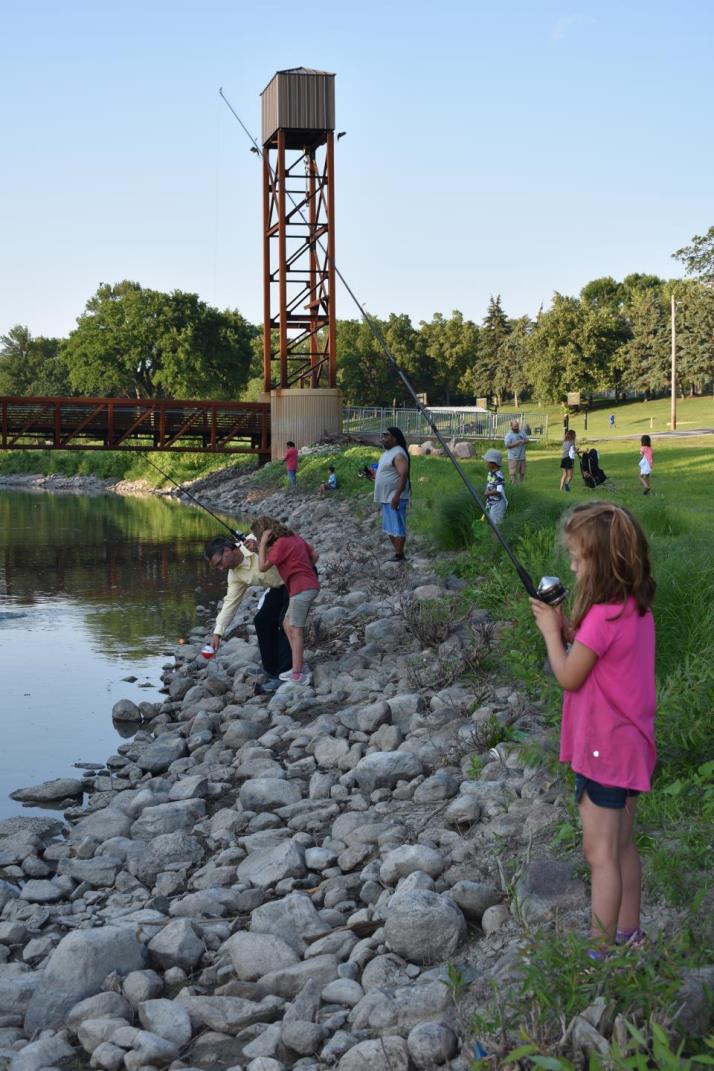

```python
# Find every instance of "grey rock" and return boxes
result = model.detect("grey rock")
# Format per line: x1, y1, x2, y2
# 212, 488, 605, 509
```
338, 1036, 409, 1070
123, 1028, 179, 1069
128, 830, 204, 885
20, 878, 65, 903
349, 981, 452, 1033
236, 840, 306, 889
112, 699, 142, 723
352, 752, 423, 793
313, 737, 350, 769
77, 1017, 131, 1054
384, 891, 466, 965
257, 954, 339, 999
481, 904, 511, 934
407, 1020, 458, 1067
8, 1035, 75, 1071
224, 932, 299, 981
321, 979, 364, 1006
90, 1041, 126, 1071
138, 998, 192, 1046
69, 809, 133, 842
251, 893, 330, 955
134, 735, 188, 773
379, 845, 445, 885
361, 954, 412, 992
131, 798, 206, 839
24, 926, 147, 1033
242, 1023, 282, 1060
147, 919, 204, 971
58, 856, 122, 887
239, 778, 301, 812
123, 969, 164, 1007
10, 778, 84, 803
412, 772, 459, 803
169, 775, 210, 801
444, 795, 481, 827
448, 881, 501, 921
177, 994, 279, 1034
0, 971, 40, 1016
281, 1019, 327, 1055
66, 991, 133, 1031
675, 966, 714, 1036
513, 859, 587, 923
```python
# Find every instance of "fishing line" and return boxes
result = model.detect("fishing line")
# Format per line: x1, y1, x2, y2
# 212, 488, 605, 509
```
141, 452, 245, 540
218, 88, 541, 599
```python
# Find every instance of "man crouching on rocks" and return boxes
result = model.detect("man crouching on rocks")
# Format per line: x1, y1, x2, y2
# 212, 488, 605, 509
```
204, 535, 292, 691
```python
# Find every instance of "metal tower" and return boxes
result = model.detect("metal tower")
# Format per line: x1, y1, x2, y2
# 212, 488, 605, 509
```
260, 68, 336, 391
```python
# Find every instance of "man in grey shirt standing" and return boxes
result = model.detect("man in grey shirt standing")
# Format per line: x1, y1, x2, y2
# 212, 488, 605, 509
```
503, 419, 528, 484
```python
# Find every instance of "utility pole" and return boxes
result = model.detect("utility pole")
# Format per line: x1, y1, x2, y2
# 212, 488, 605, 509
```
670, 293, 677, 431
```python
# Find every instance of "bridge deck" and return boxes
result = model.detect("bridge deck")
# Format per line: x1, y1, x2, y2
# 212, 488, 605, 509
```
0, 397, 271, 454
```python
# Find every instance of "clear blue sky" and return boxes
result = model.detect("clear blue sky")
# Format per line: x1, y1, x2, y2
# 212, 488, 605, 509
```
1, 0, 712, 340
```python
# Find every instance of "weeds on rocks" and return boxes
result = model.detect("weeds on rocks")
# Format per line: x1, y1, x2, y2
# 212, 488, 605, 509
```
470, 926, 714, 1069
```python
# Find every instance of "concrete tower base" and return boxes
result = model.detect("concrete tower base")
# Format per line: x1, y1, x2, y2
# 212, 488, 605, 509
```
270, 388, 342, 461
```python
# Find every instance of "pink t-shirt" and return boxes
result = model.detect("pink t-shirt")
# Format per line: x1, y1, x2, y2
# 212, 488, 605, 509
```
640, 445, 653, 467
561, 598, 656, 791
284, 447, 299, 472
266, 534, 319, 596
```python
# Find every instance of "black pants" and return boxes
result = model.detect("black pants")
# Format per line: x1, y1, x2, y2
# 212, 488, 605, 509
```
253, 586, 292, 677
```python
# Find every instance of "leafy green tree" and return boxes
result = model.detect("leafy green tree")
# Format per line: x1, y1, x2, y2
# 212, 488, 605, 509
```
676, 281, 714, 393
493, 315, 532, 406
580, 276, 623, 310
0, 325, 70, 395
673, 226, 714, 282
615, 288, 670, 393
418, 311, 478, 404
472, 296, 511, 404
61, 281, 256, 399
336, 316, 414, 406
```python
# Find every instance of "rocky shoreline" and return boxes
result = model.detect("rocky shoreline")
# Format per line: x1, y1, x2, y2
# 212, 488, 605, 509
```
1, 471, 710, 1070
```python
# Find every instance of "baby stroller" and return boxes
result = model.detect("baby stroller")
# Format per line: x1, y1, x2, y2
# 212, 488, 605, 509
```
579, 448, 608, 489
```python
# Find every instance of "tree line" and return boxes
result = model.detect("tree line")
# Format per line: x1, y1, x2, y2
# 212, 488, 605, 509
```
2, 228, 713, 407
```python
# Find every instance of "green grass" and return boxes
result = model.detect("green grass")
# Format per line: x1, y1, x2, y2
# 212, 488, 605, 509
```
0, 448, 254, 486
530, 394, 714, 443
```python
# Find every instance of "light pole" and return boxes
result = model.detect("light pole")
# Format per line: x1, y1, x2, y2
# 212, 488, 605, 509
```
670, 293, 677, 431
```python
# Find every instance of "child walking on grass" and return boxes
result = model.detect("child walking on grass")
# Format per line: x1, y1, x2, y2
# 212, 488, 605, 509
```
254, 515, 319, 686
639, 435, 653, 495
530, 502, 656, 959
560, 429, 577, 492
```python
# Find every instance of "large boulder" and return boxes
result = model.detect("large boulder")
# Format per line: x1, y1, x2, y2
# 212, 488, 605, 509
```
24, 926, 147, 1033
10, 778, 84, 803
384, 890, 466, 965
352, 752, 423, 794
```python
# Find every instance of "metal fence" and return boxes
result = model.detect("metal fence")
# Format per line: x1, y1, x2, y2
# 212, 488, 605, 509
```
342, 406, 548, 441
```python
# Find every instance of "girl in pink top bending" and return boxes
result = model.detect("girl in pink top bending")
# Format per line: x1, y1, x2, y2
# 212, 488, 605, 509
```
530, 502, 656, 958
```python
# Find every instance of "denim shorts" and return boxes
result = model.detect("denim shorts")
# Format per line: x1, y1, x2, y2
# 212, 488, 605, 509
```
575, 773, 640, 810
382, 500, 408, 537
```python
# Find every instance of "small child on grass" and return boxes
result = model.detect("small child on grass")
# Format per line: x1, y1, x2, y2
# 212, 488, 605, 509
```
319, 466, 338, 497
482, 448, 508, 526
639, 435, 653, 495
284, 441, 298, 489
560, 429, 577, 492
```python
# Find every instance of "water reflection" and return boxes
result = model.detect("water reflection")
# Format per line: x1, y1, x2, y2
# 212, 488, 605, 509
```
0, 488, 242, 818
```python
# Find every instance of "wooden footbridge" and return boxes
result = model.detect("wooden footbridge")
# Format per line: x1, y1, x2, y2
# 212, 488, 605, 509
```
0, 396, 271, 456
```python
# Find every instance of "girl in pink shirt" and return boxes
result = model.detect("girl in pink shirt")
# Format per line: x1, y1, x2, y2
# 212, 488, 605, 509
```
253, 515, 319, 686
639, 434, 653, 495
530, 502, 656, 957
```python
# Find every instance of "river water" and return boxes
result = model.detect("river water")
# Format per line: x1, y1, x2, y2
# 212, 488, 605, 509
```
0, 488, 238, 820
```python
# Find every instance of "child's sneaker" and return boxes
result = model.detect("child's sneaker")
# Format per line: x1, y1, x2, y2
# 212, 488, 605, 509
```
261, 676, 282, 692
285, 669, 311, 686
279, 665, 310, 682
616, 928, 647, 950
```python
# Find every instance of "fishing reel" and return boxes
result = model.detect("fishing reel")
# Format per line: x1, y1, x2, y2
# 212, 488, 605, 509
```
536, 575, 568, 606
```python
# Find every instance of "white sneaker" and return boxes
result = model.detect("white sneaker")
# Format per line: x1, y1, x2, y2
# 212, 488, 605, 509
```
283, 670, 312, 686
279, 665, 310, 682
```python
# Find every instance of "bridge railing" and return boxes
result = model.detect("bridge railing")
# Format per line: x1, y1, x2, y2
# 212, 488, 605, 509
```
342, 406, 548, 440
0, 396, 271, 453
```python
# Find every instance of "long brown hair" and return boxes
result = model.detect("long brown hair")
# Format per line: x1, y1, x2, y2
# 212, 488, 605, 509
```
251, 515, 294, 550
562, 502, 656, 626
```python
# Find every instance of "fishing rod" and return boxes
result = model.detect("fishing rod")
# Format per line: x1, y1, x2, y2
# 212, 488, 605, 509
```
141, 453, 245, 541
218, 89, 565, 606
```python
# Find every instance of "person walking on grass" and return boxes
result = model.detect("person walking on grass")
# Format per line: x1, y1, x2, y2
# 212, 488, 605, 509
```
254, 515, 319, 687
639, 435, 653, 495
530, 502, 656, 960
504, 419, 528, 484
284, 440, 299, 489
560, 429, 577, 492
374, 427, 410, 562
